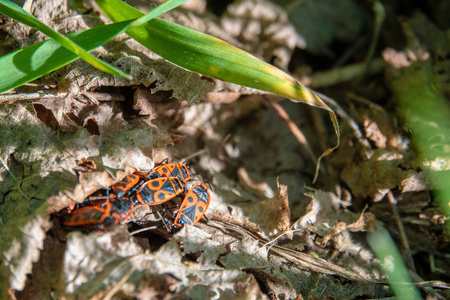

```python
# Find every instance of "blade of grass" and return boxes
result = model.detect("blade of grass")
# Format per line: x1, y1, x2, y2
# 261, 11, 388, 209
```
0, 0, 189, 93
393, 62, 450, 232
0, 21, 130, 93
367, 228, 422, 300
129, 0, 188, 29
96, 0, 340, 181
0, 0, 130, 78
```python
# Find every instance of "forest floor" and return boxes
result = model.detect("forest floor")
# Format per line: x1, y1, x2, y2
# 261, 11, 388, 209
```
1, 0, 449, 299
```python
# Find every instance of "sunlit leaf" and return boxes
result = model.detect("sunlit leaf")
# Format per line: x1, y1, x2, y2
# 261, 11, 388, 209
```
0, 0, 189, 93
367, 228, 422, 300
0, 0, 130, 78
0, 21, 132, 93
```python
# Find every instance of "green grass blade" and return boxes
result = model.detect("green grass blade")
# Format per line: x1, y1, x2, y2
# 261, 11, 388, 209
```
368, 228, 422, 300
96, 0, 340, 180
0, 0, 131, 78
96, 0, 322, 107
129, 0, 188, 29
0, 0, 188, 93
0, 21, 132, 93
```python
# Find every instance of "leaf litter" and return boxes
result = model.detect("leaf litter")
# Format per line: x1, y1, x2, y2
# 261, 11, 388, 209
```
1, 0, 450, 299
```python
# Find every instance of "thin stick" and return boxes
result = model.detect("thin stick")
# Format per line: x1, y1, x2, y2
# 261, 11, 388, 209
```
130, 226, 159, 235
387, 191, 416, 272
103, 266, 136, 300
182, 149, 207, 162
156, 211, 170, 232
361, 1, 385, 82
0, 91, 58, 103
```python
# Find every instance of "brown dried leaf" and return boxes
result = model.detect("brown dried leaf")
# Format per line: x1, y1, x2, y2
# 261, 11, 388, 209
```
401, 171, 430, 192
64, 226, 142, 295
317, 210, 375, 247
243, 182, 291, 236
83, 117, 99, 136
293, 190, 378, 254
340, 150, 406, 201
33, 103, 59, 131
294, 190, 342, 231
133, 86, 182, 121
3, 215, 51, 290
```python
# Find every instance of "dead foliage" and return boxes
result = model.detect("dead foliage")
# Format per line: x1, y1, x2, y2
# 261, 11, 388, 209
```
1, 0, 449, 299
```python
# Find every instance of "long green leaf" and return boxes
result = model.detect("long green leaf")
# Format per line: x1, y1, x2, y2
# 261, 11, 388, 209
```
0, 0, 130, 78
0, 21, 131, 93
368, 228, 422, 300
0, 0, 189, 93
96, 0, 321, 105
96, 0, 340, 180
129, 0, 188, 29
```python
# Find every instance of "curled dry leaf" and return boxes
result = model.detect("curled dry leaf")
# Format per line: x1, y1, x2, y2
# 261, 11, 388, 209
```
32, 103, 60, 131
3, 215, 51, 291
62, 42, 212, 105
316, 210, 376, 248
294, 189, 377, 254
241, 181, 291, 236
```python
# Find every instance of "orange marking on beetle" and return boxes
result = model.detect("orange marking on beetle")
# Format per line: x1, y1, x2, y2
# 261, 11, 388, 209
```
63, 206, 110, 226
152, 162, 191, 183
58, 161, 211, 232
173, 183, 210, 229
133, 177, 184, 205
111, 173, 142, 197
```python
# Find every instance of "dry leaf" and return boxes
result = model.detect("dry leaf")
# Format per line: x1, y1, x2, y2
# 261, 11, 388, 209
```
221, 0, 299, 70
64, 226, 142, 294
317, 210, 375, 247
3, 216, 51, 290
340, 149, 407, 201
242, 182, 290, 236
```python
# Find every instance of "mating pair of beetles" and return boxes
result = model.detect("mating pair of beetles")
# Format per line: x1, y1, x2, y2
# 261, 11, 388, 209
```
60, 160, 211, 232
